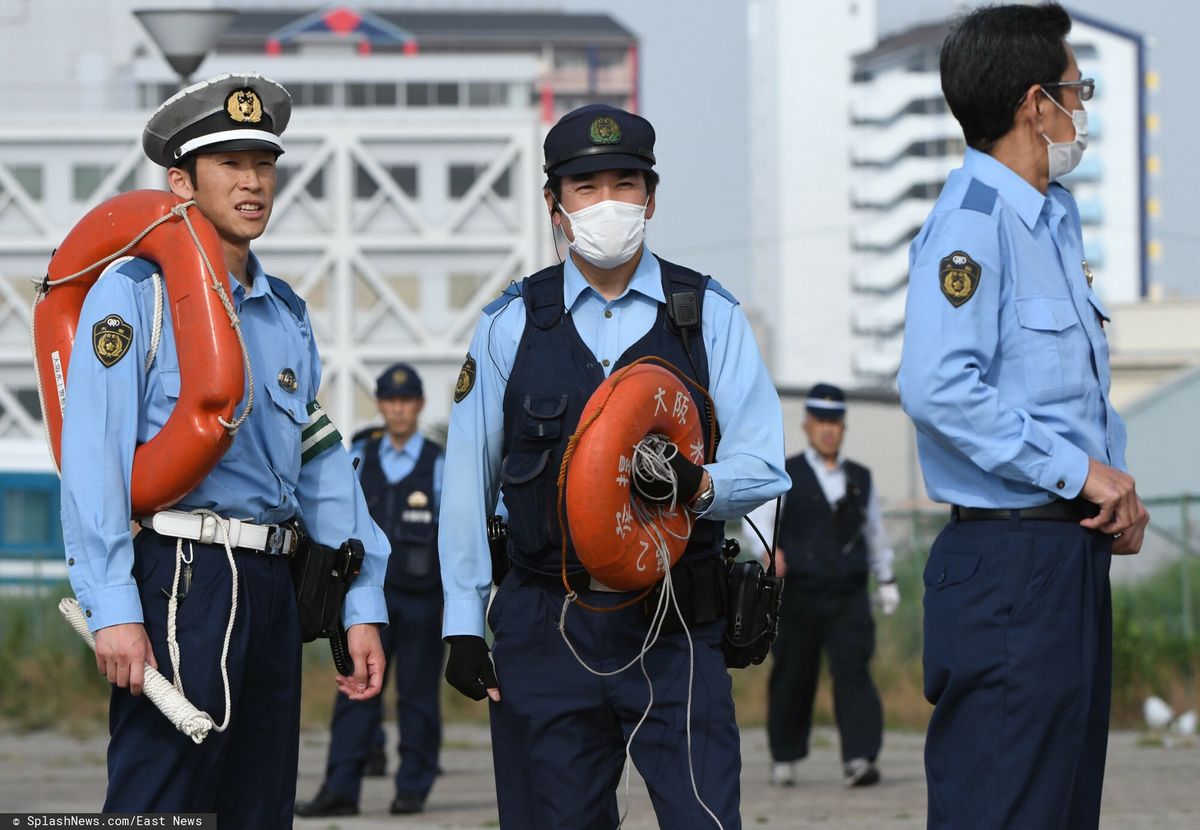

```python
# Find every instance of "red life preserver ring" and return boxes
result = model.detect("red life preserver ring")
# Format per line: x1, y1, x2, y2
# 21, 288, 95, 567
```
34, 190, 243, 516
563, 361, 708, 591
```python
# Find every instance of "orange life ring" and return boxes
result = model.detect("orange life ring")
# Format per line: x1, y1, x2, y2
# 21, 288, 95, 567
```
563, 361, 707, 591
34, 190, 243, 516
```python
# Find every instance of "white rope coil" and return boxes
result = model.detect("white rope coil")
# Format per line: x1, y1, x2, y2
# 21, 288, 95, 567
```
58, 598, 215, 744
556, 435, 723, 830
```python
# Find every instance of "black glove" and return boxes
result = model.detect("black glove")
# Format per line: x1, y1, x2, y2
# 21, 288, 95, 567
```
444, 635, 498, 701
632, 444, 705, 504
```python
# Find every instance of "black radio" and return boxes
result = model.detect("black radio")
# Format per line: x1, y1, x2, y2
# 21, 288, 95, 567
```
720, 538, 784, 669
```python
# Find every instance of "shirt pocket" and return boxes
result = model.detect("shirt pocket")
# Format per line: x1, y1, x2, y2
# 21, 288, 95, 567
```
1014, 296, 1087, 404
264, 378, 308, 472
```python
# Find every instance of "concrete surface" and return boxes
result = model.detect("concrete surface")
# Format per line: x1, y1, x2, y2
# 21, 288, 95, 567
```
1, 724, 1197, 828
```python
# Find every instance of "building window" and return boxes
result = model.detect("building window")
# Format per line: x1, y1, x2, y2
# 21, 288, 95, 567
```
2, 487, 52, 547
449, 164, 477, 198
72, 164, 112, 201
435, 83, 459, 106
292, 83, 334, 106
374, 83, 397, 107
355, 163, 418, 199
9, 165, 43, 200
467, 82, 508, 107
347, 82, 369, 107
448, 165, 511, 199
406, 83, 431, 107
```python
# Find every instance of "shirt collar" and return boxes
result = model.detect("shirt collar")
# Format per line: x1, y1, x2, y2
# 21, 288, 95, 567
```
562, 247, 665, 310
231, 251, 269, 301
804, 446, 844, 473
962, 147, 1049, 231
380, 431, 424, 464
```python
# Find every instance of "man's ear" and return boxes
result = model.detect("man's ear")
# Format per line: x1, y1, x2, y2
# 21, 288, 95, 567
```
167, 166, 194, 199
543, 189, 561, 226
646, 191, 656, 222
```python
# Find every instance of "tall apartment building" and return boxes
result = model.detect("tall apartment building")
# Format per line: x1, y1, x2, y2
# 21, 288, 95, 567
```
849, 15, 1148, 381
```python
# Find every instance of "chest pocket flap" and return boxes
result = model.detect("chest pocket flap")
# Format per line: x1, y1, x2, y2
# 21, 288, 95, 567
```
265, 379, 308, 424
1015, 296, 1079, 332
1087, 292, 1111, 323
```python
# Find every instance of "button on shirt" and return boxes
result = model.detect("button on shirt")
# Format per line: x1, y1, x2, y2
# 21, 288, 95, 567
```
439, 248, 790, 637
60, 253, 389, 632
898, 148, 1126, 508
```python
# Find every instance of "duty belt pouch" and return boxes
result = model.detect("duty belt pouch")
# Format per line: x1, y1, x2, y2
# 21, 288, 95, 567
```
722, 557, 784, 669
289, 537, 365, 675
643, 556, 726, 636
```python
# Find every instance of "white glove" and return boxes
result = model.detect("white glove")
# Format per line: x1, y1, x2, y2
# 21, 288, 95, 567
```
876, 581, 900, 616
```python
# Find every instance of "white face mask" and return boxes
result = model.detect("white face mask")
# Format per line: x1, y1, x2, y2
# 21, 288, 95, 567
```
557, 198, 648, 269
1041, 88, 1089, 180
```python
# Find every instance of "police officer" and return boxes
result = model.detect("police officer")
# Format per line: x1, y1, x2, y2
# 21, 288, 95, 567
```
438, 104, 789, 827
297, 363, 445, 817
898, 6, 1149, 828
59, 73, 389, 827
759, 384, 898, 789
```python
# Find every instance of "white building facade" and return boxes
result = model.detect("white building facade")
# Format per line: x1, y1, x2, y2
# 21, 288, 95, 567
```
746, 0, 877, 388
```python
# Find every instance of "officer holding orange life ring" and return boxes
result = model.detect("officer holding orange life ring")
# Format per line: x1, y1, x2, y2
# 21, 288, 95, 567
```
58, 73, 389, 827
438, 103, 789, 827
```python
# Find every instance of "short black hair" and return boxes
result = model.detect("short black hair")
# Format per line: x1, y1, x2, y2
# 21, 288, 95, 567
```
173, 154, 199, 188
544, 169, 660, 204
940, 2, 1072, 152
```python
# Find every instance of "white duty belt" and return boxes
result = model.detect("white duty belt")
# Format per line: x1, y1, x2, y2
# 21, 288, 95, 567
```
142, 510, 301, 557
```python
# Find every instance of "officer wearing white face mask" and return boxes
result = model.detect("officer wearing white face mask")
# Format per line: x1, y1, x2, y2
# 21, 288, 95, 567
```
437, 103, 789, 827
899, 4, 1148, 829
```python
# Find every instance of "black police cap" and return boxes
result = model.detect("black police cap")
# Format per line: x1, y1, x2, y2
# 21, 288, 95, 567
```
543, 104, 656, 178
375, 362, 423, 399
805, 382, 847, 420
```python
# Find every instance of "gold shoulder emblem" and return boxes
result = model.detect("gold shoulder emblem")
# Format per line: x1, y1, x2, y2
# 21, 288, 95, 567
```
938, 251, 981, 308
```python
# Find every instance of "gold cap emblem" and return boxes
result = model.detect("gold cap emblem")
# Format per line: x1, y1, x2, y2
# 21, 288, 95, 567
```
408, 491, 429, 509
226, 88, 264, 124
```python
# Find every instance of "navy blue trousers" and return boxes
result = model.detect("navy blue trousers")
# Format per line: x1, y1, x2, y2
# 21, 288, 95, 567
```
767, 585, 882, 764
104, 530, 302, 829
487, 568, 741, 830
324, 588, 444, 803
923, 516, 1112, 830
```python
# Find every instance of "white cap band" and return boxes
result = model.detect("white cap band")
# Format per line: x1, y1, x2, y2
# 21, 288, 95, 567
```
804, 398, 847, 412
175, 128, 283, 160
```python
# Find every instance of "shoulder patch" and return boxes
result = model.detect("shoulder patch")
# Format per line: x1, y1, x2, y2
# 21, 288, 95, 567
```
705, 277, 738, 306
454, 353, 477, 403
483, 282, 522, 316
939, 251, 982, 308
92, 314, 134, 367
960, 179, 998, 215
266, 275, 306, 323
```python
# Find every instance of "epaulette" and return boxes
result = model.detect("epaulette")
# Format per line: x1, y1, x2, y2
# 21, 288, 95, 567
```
705, 277, 738, 305
960, 179, 998, 215
483, 281, 522, 316
113, 257, 160, 284
266, 274, 306, 323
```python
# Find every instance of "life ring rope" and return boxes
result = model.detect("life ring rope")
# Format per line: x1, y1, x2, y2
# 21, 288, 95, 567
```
553, 355, 718, 612
29, 199, 256, 468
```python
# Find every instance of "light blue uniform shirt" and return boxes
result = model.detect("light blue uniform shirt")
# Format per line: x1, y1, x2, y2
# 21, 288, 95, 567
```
350, 431, 445, 498
438, 248, 790, 637
60, 252, 389, 632
898, 148, 1126, 508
